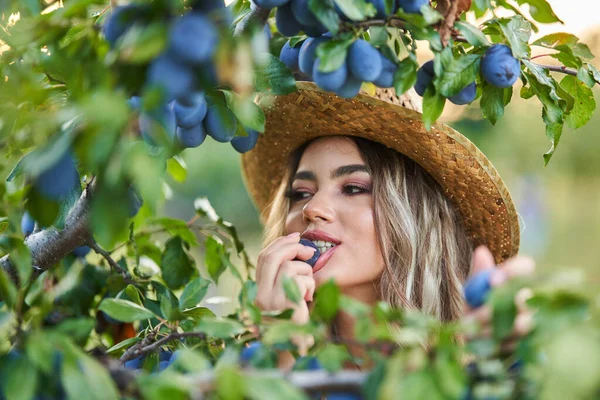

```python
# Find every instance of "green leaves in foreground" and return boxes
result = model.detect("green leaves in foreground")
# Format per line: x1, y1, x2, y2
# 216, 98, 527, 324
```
98, 298, 156, 322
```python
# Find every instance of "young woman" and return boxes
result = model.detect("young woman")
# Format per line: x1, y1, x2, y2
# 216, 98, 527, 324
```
241, 82, 535, 370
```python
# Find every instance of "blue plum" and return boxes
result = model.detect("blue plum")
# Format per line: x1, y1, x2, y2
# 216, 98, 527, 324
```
327, 393, 362, 400
348, 39, 383, 82
280, 41, 301, 72
276, 3, 303, 37
372, 53, 398, 88
240, 341, 263, 363
290, 0, 319, 26
124, 356, 144, 370
174, 97, 208, 129
302, 22, 328, 38
128, 186, 143, 217
34, 151, 80, 201
128, 96, 142, 110
368, 0, 397, 17
146, 54, 196, 102
168, 350, 182, 366
177, 124, 207, 148
159, 350, 173, 362
139, 102, 177, 146
190, 0, 226, 12
102, 5, 147, 48
72, 246, 90, 258
397, 0, 429, 14
414, 60, 434, 96
21, 212, 35, 236
448, 82, 476, 105
299, 36, 329, 76
204, 106, 237, 143
157, 361, 170, 372
335, 75, 363, 98
481, 44, 521, 88
464, 268, 493, 308
298, 239, 320, 268
252, 0, 290, 8
231, 128, 259, 153
169, 13, 219, 65
313, 59, 348, 92
177, 91, 206, 108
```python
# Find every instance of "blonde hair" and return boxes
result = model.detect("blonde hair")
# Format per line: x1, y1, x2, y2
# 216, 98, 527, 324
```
261, 136, 472, 322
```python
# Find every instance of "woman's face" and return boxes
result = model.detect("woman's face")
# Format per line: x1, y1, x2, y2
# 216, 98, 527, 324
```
284, 136, 385, 300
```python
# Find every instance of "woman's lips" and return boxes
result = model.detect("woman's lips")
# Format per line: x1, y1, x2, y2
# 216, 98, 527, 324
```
312, 245, 339, 273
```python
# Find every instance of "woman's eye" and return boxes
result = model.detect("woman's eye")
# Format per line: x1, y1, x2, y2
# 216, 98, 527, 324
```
285, 190, 311, 201
342, 184, 370, 195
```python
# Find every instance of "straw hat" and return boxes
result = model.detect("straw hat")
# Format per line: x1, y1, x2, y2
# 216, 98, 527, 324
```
241, 82, 519, 264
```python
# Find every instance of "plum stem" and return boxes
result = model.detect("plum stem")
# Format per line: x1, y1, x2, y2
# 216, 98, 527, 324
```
89, 240, 129, 278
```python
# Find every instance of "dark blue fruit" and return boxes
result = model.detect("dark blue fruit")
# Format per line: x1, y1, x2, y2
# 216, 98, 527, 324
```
327, 393, 362, 400
313, 59, 348, 92
302, 22, 328, 38
204, 106, 237, 143
157, 361, 170, 372
177, 91, 206, 108
348, 40, 383, 82
102, 5, 146, 48
231, 128, 259, 153
335, 75, 363, 98
147, 54, 196, 102
448, 82, 476, 105
169, 13, 219, 65
299, 36, 328, 76
252, 0, 290, 8
128, 186, 143, 217
34, 151, 80, 201
481, 44, 521, 88
139, 103, 177, 146
276, 3, 303, 37
368, 0, 396, 17
372, 53, 398, 88
159, 350, 173, 362
464, 268, 493, 308
240, 341, 263, 363
398, 0, 429, 14
291, 0, 319, 26
124, 356, 144, 370
21, 212, 35, 236
414, 60, 434, 96
72, 246, 90, 258
280, 41, 301, 72
128, 96, 142, 110
298, 238, 320, 267
174, 97, 208, 129
177, 124, 207, 148
168, 350, 182, 366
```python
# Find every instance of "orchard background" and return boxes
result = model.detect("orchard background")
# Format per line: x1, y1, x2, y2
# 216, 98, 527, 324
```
0, 0, 600, 399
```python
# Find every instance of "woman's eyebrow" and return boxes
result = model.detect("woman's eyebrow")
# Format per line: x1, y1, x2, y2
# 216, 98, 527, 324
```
292, 164, 368, 182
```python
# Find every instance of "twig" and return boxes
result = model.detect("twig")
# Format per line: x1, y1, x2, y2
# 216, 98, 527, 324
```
89, 241, 129, 278
120, 331, 207, 362
536, 63, 578, 76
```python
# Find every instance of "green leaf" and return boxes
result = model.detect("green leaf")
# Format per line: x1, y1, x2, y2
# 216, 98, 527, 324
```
117, 23, 168, 64
194, 197, 220, 222
309, 0, 341, 34
160, 290, 185, 321
560, 75, 595, 130
195, 317, 246, 338
334, 0, 377, 21
4, 356, 38, 400
166, 157, 187, 183
179, 277, 211, 310
106, 337, 142, 354
497, 16, 532, 59
422, 86, 446, 131
0, 268, 17, 308
148, 217, 198, 247
255, 53, 297, 95
316, 35, 354, 73
420, 5, 443, 25
490, 284, 518, 340
161, 236, 197, 290
532, 32, 579, 48
317, 344, 352, 372
221, 90, 266, 133
125, 284, 143, 305
182, 306, 216, 322
480, 83, 512, 125
98, 298, 156, 322
282, 276, 302, 304
393, 58, 418, 95
514, 0, 563, 24
455, 21, 491, 47
205, 236, 227, 283
62, 352, 119, 400
313, 279, 341, 322
245, 376, 308, 400
369, 26, 388, 47
436, 54, 481, 97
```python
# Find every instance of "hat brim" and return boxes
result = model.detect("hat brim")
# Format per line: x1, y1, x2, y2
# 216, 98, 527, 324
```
241, 82, 519, 264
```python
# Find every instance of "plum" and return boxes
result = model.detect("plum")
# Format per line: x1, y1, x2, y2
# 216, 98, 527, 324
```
302, 22, 328, 37
298, 36, 329, 76
368, 0, 397, 17
290, 0, 319, 26
480, 44, 521, 88
231, 128, 259, 153
204, 106, 237, 143
146, 54, 196, 102
21, 212, 35, 236
414, 60, 434, 96
372, 53, 398, 88
169, 13, 219, 65
276, 3, 302, 37
448, 82, 476, 105
335, 75, 363, 98
34, 151, 80, 201
252, 0, 290, 8
128, 186, 143, 217
348, 39, 383, 82
297, 238, 320, 267
124, 356, 144, 370
279, 41, 301, 72
313, 59, 348, 92
174, 96, 208, 129
177, 124, 207, 148
139, 103, 177, 146
463, 268, 493, 308
102, 5, 147, 48
73, 246, 91, 258
397, 0, 429, 14
240, 341, 263, 363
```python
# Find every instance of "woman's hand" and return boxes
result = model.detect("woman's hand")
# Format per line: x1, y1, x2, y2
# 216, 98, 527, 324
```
462, 245, 536, 354
254, 232, 317, 325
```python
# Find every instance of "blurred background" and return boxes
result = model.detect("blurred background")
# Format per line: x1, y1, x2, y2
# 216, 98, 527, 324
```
162, 0, 600, 312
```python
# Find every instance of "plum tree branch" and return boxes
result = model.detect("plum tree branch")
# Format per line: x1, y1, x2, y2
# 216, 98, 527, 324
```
89, 240, 129, 278
0, 180, 96, 286
120, 331, 207, 362
234, 4, 270, 36
536, 63, 578, 76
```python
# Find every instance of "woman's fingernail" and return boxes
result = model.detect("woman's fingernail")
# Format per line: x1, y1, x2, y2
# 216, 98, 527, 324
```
287, 232, 300, 237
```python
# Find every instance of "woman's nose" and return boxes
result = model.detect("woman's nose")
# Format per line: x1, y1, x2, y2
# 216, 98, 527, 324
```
302, 192, 334, 223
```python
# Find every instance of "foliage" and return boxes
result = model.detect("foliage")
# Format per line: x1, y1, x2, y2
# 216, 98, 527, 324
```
0, 0, 599, 399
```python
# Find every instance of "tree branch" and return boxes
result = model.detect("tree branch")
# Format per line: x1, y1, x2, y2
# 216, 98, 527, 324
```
120, 331, 207, 363
536, 63, 578, 76
89, 240, 129, 278
0, 180, 96, 286
234, 4, 270, 36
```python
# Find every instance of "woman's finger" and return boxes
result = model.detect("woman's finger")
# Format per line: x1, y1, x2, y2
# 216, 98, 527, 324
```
258, 240, 318, 289
256, 233, 302, 281
490, 256, 536, 287
515, 287, 534, 314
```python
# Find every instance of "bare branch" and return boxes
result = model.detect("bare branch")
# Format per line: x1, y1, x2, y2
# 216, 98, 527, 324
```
89, 241, 129, 278
120, 331, 207, 362
536, 63, 578, 76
